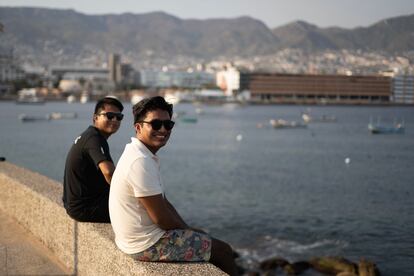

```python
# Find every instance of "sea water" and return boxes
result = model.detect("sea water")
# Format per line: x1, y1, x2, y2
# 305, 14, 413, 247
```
1, 101, 413, 275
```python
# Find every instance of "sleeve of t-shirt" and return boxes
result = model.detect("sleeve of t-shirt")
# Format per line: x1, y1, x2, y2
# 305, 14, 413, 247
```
127, 158, 163, 197
84, 135, 109, 167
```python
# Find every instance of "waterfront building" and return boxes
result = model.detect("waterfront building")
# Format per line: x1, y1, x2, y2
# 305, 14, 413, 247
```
140, 70, 215, 89
392, 75, 414, 104
242, 73, 392, 104
217, 66, 395, 104
50, 66, 109, 81
216, 66, 240, 97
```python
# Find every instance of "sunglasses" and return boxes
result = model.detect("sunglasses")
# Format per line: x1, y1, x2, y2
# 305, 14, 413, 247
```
97, 112, 124, 121
138, 119, 175, 131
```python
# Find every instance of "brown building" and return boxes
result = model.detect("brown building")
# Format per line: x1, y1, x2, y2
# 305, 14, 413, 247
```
241, 73, 392, 104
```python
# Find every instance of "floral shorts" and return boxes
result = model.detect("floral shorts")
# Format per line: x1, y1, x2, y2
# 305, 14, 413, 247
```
130, 229, 212, 262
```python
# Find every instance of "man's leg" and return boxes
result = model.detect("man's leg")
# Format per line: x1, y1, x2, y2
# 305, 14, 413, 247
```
73, 192, 110, 223
88, 192, 110, 223
131, 229, 238, 275
210, 238, 238, 276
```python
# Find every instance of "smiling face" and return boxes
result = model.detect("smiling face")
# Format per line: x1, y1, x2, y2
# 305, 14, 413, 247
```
93, 103, 122, 139
135, 109, 172, 154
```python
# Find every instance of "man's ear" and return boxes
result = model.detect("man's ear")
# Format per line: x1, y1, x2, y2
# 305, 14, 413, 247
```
134, 123, 141, 134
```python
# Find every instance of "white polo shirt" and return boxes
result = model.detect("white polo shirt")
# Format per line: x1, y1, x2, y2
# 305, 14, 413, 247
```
109, 137, 166, 254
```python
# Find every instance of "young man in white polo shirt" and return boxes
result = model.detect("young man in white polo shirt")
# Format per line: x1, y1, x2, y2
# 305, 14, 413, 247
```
109, 96, 237, 275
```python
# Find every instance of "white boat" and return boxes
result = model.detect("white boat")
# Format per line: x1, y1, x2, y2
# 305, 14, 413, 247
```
49, 112, 78, 120
131, 94, 144, 105
80, 94, 89, 104
368, 117, 405, 134
164, 93, 180, 105
270, 119, 307, 129
67, 95, 76, 103
16, 95, 45, 104
302, 113, 337, 123
16, 88, 45, 104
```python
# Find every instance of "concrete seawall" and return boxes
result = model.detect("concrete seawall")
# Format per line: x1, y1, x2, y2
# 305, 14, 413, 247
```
0, 162, 226, 275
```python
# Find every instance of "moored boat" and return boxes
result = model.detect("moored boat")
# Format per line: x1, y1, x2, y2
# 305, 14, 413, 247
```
18, 113, 51, 122
368, 123, 404, 134
270, 119, 307, 129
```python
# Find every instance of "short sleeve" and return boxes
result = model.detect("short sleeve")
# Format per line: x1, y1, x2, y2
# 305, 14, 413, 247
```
84, 135, 109, 166
127, 158, 163, 197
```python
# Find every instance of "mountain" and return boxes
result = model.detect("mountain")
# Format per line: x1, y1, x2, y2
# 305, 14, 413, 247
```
0, 7, 413, 66
272, 14, 414, 52
0, 7, 278, 64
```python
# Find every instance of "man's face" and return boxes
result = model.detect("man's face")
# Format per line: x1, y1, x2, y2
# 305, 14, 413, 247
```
136, 109, 172, 154
94, 104, 122, 138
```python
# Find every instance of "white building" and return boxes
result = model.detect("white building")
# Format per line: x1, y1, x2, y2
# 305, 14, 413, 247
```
216, 66, 240, 96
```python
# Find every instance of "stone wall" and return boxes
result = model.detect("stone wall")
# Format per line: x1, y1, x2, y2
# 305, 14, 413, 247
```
0, 162, 226, 276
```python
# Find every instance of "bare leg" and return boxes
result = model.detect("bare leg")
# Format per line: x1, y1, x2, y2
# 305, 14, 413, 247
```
209, 238, 238, 276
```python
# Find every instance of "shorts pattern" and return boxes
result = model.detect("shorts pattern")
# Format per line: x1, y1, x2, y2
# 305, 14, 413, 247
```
130, 229, 211, 262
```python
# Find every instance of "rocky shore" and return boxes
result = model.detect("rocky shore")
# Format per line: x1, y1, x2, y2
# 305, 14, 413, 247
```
235, 254, 380, 276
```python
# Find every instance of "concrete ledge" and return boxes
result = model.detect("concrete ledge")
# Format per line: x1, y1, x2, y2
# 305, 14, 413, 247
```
0, 162, 226, 275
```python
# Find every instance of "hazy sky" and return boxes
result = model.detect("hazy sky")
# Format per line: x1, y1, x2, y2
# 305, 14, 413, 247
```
2, 0, 414, 29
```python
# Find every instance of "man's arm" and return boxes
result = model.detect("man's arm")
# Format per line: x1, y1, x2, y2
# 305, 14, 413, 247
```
98, 160, 115, 185
164, 197, 207, 234
139, 194, 188, 230
164, 197, 189, 227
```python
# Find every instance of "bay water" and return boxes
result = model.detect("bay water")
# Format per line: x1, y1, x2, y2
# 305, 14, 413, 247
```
0, 101, 413, 275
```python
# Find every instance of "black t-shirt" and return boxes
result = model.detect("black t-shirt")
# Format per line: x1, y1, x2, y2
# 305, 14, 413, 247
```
63, 126, 112, 217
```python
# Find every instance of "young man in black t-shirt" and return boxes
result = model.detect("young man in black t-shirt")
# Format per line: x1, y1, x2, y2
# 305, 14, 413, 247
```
63, 96, 124, 223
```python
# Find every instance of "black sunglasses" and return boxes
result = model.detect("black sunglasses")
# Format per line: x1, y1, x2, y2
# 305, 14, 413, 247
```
138, 119, 175, 131
97, 112, 124, 121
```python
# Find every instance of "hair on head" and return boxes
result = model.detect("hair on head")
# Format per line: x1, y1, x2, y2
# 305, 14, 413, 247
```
133, 96, 173, 124
94, 96, 124, 114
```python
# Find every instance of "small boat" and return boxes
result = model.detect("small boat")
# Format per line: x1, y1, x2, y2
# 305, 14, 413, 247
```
180, 116, 198, 123
80, 93, 89, 104
172, 111, 187, 120
368, 123, 404, 134
67, 95, 76, 103
16, 88, 45, 104
49, 112, 78, 120
164, 93, 180, 105
18, 113, 51, 122
368, 117, 405, 134
16, 96, 45, 104
270, 119, 307, 129
131, 94, 144, 105
195, 107, 204, 115
302, 113, 337, 123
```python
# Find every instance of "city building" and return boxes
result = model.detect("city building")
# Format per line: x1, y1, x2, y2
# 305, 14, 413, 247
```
49, 66, 109, 81
108, 54, 122, 83
0, 47, 26, 95
0, 48, 25, 83
392, 75, 414, 104
242, 73, 392, 104
140, 70, 215, 89
216, 66, 240, 96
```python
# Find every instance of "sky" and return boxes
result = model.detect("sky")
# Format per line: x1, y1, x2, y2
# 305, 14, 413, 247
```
1, 0, 414, 29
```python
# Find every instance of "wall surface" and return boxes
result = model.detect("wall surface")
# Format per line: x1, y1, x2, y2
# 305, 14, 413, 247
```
0, 162, 226, 276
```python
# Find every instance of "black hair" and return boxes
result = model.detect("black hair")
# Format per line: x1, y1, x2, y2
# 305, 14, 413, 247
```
133, 96, 173, 124
94, 96, 124, 114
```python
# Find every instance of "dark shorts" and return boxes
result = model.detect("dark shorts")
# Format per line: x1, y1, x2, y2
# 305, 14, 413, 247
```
66, 191, 110, 223
130, 229, 212, 262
